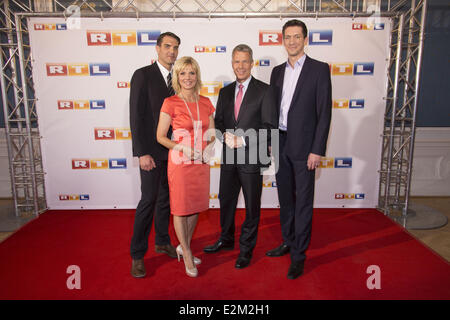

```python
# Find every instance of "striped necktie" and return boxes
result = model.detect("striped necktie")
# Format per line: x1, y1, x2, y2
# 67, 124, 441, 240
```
167, 72, 175, 96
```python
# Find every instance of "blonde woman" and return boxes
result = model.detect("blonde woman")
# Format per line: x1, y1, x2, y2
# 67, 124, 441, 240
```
156, 56, 215, 277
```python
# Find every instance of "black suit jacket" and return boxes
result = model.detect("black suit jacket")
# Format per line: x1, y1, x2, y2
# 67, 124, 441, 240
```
270, 55, 332, 160
215, 77, 277, 173
129, 63, 171, 160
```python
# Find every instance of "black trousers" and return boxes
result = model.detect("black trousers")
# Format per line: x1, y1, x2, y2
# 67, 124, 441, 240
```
218, 166, 263, 255
275, 133, 315, 262
130, 160, 171, 260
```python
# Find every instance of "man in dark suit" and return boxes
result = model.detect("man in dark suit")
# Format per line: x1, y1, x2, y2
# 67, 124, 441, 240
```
266, 20, 332, 279
203, 44, 277, 269
129, 32, 180, 278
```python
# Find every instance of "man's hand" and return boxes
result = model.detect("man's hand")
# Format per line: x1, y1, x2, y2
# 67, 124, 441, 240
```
224, 132, 244, 149
307, 153, 322, 171
139, 155, 156, 171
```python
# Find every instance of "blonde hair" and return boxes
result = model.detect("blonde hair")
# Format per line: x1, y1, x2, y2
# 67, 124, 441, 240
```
172, 56, 202, 95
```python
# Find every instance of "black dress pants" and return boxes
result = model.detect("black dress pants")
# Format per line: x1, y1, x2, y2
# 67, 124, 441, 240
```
275, 133, 315, 262
130, 160, 171, 260
218, 165, 263, 255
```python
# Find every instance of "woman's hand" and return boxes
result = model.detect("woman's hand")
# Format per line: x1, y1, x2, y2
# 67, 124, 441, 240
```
202, 141, 215, 163
177, 144, 201, 161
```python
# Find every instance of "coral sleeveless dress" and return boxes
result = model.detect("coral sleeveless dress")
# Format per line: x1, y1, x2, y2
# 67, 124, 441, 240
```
160, 95, 215, 216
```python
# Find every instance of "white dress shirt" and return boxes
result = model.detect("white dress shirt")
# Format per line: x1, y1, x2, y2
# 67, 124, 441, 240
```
279, 54, 307, 131
233, 76, 252, 147
156, 60, 171, 86
234, 75, 252, 101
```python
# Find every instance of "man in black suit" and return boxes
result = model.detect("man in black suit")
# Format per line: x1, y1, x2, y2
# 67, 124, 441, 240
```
266, 20, 332, 279
203, 44, 277, 269
129, 32, 180, 278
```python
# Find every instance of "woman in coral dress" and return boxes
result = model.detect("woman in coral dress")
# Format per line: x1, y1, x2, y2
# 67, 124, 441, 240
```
157, 56, 215, 277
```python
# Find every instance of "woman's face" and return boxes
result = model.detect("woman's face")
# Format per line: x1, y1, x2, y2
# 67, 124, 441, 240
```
178, 64, 197, 91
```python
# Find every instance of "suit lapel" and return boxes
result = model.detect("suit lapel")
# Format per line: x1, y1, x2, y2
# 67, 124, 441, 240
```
275, 63, 286, 111
289, 55, 311, 110
224, 81, 237, 124
150, 62, 169, 97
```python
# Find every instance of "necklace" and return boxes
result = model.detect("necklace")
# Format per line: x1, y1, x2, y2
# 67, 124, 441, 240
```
179, 93, 201, 155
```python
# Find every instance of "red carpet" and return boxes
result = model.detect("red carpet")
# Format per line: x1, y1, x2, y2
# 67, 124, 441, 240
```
0, 208, 449, 300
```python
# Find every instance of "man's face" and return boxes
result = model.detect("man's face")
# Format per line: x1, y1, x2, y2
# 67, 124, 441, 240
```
283, 26, 308, 58
232, 51, 253, 83
156, 36, 179, 69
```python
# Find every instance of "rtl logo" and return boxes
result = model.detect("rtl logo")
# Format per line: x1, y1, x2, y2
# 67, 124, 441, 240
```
34, 23, 67, 30
335, 193, 365, 199
46, 63, 110, 76
58, 100, 105, 110
94, 128, 131, 140
71, 158, 127, 169
319, 157, 353, 168
201, 82, 224, 97
259, 31, 283, 46
59, 194, 90, 201
333, 99, 365, 109
263, 181, 277, 188
209, 158, 221, 168
254, 59, 270, 67
330, 63, 374, 76
194, 46, 226, 53
352, 23, 384, 30
117, 81, 130, 88
309, 30, 333, 45
87, 30, 160, 46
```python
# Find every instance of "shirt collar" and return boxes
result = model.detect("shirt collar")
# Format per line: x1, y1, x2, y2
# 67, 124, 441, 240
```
236, 75, 252, 89
286, 54, 307, 70
156, 60, 171, 80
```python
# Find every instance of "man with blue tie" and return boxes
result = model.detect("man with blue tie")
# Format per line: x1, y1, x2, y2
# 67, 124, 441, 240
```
203, 44, 277, 269
266, 20, 332, 279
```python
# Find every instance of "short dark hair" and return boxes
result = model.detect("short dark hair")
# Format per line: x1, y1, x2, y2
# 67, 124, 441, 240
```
156, 32, 181, 46
282, 19, 308, 38
232, 44, 253, 61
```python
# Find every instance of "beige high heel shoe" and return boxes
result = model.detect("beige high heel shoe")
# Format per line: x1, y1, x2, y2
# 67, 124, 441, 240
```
176, 245, 201, 265
176, 246, 198, 278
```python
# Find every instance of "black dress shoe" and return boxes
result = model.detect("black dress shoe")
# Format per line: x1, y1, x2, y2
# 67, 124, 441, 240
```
266, 243, 290, 257
287, 260, 304, 279
235, 252, 252, 269
203, 240, 234, 253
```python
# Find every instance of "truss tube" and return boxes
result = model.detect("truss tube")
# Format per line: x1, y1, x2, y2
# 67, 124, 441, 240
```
0, 42, 18, 215
395, 2, 417, 208
404, 0, 426, 216
1, 0, 23, 216
397, 0, 417, 216
384, 13, 404, 214
14, 13, 39, 215
15, 11, 397, 19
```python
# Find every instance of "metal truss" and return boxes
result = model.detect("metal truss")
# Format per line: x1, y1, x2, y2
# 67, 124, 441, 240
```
0, 0, 423, 216
0, 0, 46, 216
378, 0, 427, 226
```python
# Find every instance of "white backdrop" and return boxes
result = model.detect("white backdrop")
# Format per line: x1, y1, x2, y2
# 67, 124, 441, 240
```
28, 17, 391, 210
